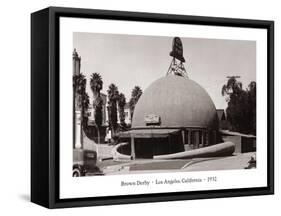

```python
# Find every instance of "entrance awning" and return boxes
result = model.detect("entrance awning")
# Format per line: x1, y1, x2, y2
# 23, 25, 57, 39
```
119, 129, 180, 139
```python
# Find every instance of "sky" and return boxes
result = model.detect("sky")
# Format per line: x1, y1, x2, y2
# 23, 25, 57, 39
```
73, 32, 256, 109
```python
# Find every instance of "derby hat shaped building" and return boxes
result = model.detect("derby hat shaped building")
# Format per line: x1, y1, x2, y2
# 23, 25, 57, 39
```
118, 37, 220, 159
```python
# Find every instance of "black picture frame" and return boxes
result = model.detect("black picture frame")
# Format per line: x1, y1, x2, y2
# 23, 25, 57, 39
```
31, 6, 274, 208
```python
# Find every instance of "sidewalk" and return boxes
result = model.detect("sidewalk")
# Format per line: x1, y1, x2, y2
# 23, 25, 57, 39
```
99, 152, 255, 175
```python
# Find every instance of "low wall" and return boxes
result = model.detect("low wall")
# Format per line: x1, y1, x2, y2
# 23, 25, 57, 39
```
112, 142, 131, 161
222, 134, 256, 153
153, 142, 235, 159
112, 141, 235, 161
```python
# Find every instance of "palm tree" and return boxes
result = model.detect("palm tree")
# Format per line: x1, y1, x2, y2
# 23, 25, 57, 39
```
221, 77, 255, 133
90, 73, 103, 100
247, 81, 256, 134
129, 86, 142, 118
107, 83, 119, 136
73, 73, 89, 147
221, 77, 243, 100
248, 81, 256, 92
222, 77, 244, 132
82, 93, 90, 128
118, 93, 126, 129
90, 73, 103, 144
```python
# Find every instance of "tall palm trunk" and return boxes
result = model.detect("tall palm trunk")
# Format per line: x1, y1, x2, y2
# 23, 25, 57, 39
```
97, 129, 100, 145
73, 89, 75, 148
80, 104, 84, 148
93, 92, 100, 144
90, 73, 103, 145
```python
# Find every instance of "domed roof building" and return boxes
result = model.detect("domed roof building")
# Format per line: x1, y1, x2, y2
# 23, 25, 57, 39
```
118, 75, 220, 159
118, 37, 220, 159
132, 75, 218, 130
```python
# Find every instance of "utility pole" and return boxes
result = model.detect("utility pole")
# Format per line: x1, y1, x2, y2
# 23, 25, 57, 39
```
226, 75, 241, 79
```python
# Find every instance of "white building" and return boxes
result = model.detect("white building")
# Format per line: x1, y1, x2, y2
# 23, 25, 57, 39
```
124, 103, 132, 125
89, 99, 132, 126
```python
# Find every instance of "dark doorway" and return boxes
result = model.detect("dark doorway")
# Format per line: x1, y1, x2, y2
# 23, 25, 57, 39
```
135, 139, 153, 159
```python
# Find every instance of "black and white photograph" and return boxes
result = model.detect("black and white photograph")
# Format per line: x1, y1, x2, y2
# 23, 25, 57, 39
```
72, 33, 257, 177
30, 5, 274, 208
0, 0, 278, 213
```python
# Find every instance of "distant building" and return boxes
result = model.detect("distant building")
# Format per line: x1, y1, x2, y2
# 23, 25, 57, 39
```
87, 93, 132, 143
117, 103, 131, 125
73, 49, 82, 111
221, 130, 256, 153
124, 103, 132, 125
73, 49, 81, 76
73, 49, 82, 149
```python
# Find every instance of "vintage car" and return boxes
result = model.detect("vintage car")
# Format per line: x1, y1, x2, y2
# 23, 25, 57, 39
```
73, 149, 101, 177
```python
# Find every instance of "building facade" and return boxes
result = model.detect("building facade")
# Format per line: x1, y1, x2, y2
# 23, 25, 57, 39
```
119, 74, 220, 158
73, 49, 82, 149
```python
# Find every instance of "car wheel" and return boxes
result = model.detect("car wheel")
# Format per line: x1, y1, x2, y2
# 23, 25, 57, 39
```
73, 168, 81, 177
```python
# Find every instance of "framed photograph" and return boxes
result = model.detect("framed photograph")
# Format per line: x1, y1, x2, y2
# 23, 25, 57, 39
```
31, 7, 274, 208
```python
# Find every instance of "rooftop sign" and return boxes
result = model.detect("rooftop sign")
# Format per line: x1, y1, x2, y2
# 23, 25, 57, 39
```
169, 37, 185, 63
144, 114, 161, 125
